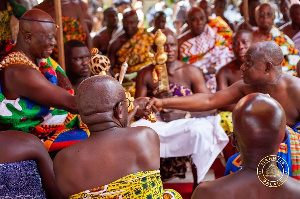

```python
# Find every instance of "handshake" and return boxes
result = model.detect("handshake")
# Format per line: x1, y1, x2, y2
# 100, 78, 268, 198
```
128, 97, 163, 123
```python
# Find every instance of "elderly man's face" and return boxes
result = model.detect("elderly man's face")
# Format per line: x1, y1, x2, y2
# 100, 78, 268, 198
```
188, 10, 206, 35
255, 5, 275, 31
164, 34, 178, 63
122, 14, 139, 37
240, 53, 266, 84
29, 22, 57, 59
233, 32, 253, 63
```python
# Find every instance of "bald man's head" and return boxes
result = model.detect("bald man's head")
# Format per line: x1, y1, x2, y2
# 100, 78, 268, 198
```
18, 9, 57, 59
246, 41, 283, 69
19, 9, 55, 34
161, 28, 178, 63
187, 7, 206, 35
76, 75, 125, 116
255, 3, 275, 30
233, 93, 286, 152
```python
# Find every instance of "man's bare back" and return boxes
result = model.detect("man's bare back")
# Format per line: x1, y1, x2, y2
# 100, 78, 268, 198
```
54, 126, 159, 197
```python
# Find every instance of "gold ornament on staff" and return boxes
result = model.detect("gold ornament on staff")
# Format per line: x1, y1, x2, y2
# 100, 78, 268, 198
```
89, 48, 111, 75
151, 29, 169, 93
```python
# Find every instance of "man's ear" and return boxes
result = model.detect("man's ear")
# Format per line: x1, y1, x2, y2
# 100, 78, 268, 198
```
265, 61, 273, 73
113, 102, 124, 120
24, 32, 32, 43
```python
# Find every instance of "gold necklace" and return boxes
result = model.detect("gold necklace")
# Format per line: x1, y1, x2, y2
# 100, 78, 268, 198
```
0, 51, 39, 71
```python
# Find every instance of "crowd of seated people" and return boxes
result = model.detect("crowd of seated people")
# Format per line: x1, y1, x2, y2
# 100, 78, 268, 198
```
0, 0, 300, 198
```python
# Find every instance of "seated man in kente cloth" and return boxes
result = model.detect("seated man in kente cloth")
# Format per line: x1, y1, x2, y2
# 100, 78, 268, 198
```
178, 7, 233, 92
108, 9, 154, 81
54, 75, 182, 199
131, 29, 228, 187
192, 93, 300, 199
253, 3, 300, 76
216, 29, 254, 160
198, 0, 233, 47
147, 41, 300, 180
0, 9, 89, 152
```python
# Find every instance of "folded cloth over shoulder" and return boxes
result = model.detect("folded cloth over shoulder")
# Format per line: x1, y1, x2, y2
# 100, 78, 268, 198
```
69, 170, 182, 199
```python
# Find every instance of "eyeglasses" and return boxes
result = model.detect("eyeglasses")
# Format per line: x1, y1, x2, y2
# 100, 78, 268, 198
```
113, 98, 132, 111
258, 12, 274, 18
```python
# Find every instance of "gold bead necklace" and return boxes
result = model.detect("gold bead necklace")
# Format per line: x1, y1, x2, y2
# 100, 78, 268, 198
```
0, 51, 39, 71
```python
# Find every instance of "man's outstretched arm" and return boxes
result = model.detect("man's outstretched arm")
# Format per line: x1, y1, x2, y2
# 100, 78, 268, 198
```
146, 81, 246, 112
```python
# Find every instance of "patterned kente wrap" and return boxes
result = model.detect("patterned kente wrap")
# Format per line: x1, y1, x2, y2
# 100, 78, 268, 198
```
208, 16, 233, 48
225, 126, 300, 180
0, 160, 46, 198
116, 29, 154, 74
0, 53, 89, 152
52, 16, 87, 61
267, 26, 300, 76
69, 170, 182, 199
0, 7, 12, 40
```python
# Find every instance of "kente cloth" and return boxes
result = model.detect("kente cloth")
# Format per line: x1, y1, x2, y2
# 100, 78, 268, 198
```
180, 25, 233, 92
0, 53, 89, 152
52, 16, 87, 61
292, 31, 300, 51
0, 160, 46, 199
219, 111, 233, 136
69, 170, 182, 199
208, 16, 233, 48
0, 8, 13, 40
267, 26, 300, 76
131, 83, 229, 183
290, 123, 300, 179
115, 28, 154, 74
225, 126, 300, 180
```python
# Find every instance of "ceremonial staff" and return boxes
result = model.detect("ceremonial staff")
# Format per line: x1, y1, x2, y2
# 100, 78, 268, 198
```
54, 0, 65, 71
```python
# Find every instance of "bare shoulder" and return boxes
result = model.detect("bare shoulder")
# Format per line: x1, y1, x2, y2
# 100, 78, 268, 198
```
216, 61, 235, 75
4, 64, 42, 83
181, 62, 202, 74
137, 65, 154, 79
283, 74, 300, 98
192, 181, 217, 199
129, 126, 158, 139
94, 27, 109, 38
108, 33, 126, 51
0, 131, 48, 163
127, 126, 159, 147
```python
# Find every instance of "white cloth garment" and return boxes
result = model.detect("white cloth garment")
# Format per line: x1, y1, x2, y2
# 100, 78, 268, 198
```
131, 114, 229, 183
